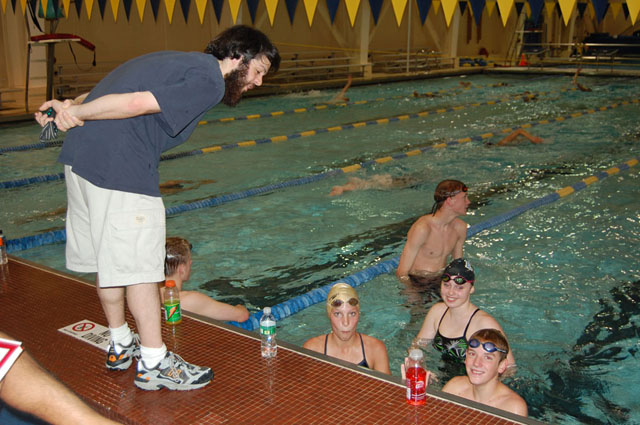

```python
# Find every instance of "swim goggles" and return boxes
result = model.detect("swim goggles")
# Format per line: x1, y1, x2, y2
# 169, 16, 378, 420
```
441, 274, 474, 285
468, 338, 507, 354
330, 297, 359, 308
443, 185, 468, 199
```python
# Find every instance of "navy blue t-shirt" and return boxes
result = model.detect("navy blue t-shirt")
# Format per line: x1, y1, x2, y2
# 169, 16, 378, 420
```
58, 51, 224, 196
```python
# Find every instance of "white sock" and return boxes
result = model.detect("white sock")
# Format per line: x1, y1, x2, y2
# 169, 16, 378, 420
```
139, 344, 167, 370
109, 324, 133, 351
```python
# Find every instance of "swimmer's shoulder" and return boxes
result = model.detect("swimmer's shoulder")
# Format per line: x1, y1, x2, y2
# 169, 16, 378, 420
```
303, 334, 325, 352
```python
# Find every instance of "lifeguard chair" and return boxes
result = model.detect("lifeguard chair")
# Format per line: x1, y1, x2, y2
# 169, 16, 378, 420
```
24, 0, 95, 111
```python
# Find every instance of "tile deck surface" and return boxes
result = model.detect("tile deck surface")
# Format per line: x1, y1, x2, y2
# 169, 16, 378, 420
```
0, 258, 536, 424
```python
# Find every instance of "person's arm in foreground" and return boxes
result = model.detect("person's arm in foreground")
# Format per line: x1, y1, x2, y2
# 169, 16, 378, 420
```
0, 333, 120, 425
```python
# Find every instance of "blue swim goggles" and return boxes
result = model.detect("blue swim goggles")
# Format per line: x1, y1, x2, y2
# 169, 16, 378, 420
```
468, 338, 507, 354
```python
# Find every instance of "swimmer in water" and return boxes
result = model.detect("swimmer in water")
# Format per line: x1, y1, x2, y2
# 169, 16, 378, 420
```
303, 283, 390, 374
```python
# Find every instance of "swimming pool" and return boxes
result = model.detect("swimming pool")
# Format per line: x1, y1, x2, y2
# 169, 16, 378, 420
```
2, 73, 639, 424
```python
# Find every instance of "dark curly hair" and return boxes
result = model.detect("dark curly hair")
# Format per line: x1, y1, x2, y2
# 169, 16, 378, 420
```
205, 25, 280, 72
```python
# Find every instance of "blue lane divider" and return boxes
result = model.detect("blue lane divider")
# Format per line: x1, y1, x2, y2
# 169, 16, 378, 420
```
0, 140, 63, 154
231, 156, 640, 330
0, 173, 65, 189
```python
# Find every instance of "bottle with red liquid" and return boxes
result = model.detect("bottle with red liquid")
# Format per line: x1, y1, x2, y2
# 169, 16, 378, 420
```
406, 348, 427, 405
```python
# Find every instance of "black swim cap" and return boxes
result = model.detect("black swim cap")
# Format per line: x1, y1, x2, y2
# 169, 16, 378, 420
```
443, 258, 475, 283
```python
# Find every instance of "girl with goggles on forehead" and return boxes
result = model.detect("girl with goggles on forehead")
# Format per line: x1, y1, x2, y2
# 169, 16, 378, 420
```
303, 283, 390, 374
413, 259, 516, 376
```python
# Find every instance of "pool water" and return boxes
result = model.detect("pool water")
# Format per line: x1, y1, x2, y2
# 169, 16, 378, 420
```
2, 73, 639, 424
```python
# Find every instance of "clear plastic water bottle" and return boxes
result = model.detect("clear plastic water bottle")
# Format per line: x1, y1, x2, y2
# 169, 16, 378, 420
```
164, 280, 182, 325
260, 307, 277, 358
406, 348, 427, 405
0, 230, 8, 265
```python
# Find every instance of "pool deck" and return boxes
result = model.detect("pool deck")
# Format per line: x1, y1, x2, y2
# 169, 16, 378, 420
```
0, 256, 544, 425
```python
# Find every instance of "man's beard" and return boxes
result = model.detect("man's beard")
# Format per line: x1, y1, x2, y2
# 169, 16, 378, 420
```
221, 64, 249, 107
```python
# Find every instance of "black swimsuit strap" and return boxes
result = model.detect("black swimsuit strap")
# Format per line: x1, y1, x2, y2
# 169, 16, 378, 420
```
436, 307, 449, 333
323, 334, 329, 355
358, 333, 367, 366
462, 308, 481, 340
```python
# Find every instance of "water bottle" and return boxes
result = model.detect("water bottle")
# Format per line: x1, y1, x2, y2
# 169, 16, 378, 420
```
406, 348, 427, 405
0, 230, 8, 265
164, 280, 182, 325
260, 307, 277, 358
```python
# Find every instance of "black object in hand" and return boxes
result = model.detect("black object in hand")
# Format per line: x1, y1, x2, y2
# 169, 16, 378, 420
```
40, 107, 58, 141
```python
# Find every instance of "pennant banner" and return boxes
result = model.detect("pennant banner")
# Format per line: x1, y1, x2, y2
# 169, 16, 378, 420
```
591, 0, 607, 21
557, 0, 576, 24
211, 0, 223, 21
628, 0, 640, 23
97, 0, 106, 18
122, 0, 132, 19
247, 0, 258, 22
416, 0, 432, 23
228, 0, 240, 23
496, 0, 514, 25
1, 0, 633, 29
285, 0, 298, 23
469, 0, 485, 24
85, 0, 94, 18
179, 0, 190, 21
345, 0, 360, 26
391, 0, 408, 26
528, 0, 544, 21
303, 0, 318, 25
609, 0, 620, 18
110, 0, 119, 20
369, 0, 383, 23
265, 0, 278, 25
326, 0, 339, 23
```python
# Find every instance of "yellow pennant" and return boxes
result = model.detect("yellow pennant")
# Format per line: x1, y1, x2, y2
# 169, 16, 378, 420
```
229, 0, 241, 23
587, 1, 594, 18
485, 0, 495, 16
136, 0, 145, 21
432, 0, 441, 14
195, 0, 207, 23
441, 0, 457, 26
303, 0, 318, 26
391, 0, 408, 26
628, 0, 640, 24
525, 1, 531, 17
110, 0, 119, 21
544, 1, 554, 20
61, 0, 70, 16
345, 0, 360, 26
496, 0, 514, 26
265, 0, 278, 25
609, 1, 621, 19
557, 0, 576, 25
85, 0, 94, 19
1, 0, 7, 13
164, 0, 176, 23
41, 0, 49, 16
20, 0, 27, 14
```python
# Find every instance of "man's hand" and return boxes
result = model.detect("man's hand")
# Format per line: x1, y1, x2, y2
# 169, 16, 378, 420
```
35, 99, 84, 132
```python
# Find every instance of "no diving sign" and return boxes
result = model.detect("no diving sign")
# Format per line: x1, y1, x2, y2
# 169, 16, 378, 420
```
59, 320, 111, 352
